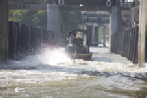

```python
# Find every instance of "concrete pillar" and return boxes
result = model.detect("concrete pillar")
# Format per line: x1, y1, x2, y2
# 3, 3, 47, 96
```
0, 0, 8, 63
103, 26, 107, 47
110, 6, 122, 52
92, 26, 95, 45
47, 4, 60, 46
135, 0, 139, 6
86, 25, 92, 45
95, 26, 98, 45
138, 0, 147, 67
91, 25, 98, 46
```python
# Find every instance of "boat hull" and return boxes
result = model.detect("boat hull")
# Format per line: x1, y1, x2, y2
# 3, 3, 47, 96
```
68, 54, 92, 61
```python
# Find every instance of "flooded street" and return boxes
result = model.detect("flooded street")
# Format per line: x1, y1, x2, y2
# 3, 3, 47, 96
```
0, 47, 147, 98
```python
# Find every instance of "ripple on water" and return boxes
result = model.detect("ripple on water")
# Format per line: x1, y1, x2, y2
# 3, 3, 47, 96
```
0, 47, 147, 97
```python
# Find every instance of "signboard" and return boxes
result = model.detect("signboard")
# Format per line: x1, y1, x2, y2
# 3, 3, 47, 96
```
48, 0, 117, 6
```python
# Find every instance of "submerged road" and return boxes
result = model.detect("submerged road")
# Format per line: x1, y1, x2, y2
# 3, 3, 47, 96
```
0, 47, 147, 98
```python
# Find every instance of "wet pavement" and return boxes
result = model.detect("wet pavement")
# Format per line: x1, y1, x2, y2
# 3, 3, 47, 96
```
0, 47, 147, 98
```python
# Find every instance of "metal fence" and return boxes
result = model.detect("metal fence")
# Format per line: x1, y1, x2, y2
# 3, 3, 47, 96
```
8, 21, 55, 60
111, 26, 139, 64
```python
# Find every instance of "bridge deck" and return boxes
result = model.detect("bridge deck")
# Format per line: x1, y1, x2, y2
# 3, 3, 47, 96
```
9, 3, 132, 11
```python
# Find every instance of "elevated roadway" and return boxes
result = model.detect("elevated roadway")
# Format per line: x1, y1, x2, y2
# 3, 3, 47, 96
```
8, 2, 133, 11
9, 4, 112, 11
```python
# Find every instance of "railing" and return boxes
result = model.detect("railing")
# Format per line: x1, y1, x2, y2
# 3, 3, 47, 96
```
83, 12, 110, 17
111, 26, 139, 64
8, 21, 55, 60
120, 2, 134, 9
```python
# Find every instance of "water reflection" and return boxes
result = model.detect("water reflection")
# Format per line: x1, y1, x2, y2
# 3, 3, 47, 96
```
0, 47, 147, 98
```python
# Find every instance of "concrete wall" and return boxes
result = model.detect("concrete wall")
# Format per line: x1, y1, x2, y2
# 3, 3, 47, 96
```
0, 0, 8, 63
138, 0, 147, 67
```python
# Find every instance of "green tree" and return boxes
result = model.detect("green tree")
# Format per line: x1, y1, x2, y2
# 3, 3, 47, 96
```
9, 10, 83, 32
61, 11, 82, 34
32, 11, 47, 29
98, 26, 104, 42
9, 10, 47, 29
98, 26, 109, 43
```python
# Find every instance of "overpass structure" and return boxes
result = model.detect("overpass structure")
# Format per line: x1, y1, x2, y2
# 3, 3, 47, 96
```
8, 1, 133, 11
8, 0, 133, 47
83, 11, 110, 46
83, 11, 130, 46
1, 0, 147, 68
1, 0, 133, 60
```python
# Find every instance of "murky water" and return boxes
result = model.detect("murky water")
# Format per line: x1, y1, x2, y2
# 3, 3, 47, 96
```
0, 47, 147, 98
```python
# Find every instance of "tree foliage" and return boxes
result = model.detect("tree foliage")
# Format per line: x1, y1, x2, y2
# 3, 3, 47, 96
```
9, 10, 47, 29
9, 10, 83, 33
98, 26, 109, 42
61, 11, 82, 34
